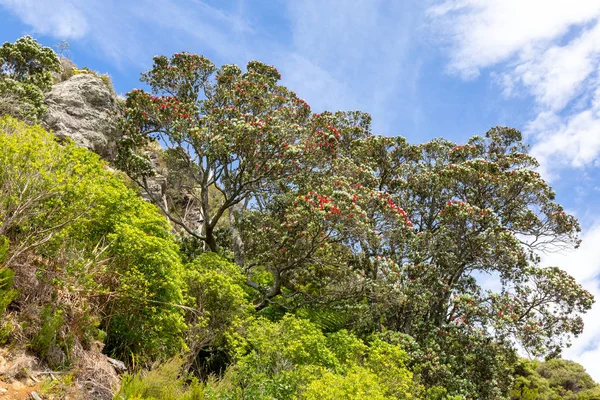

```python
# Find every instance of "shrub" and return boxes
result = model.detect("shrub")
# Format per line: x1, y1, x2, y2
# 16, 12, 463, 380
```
301, 367, 391, 400
0, 116, 187, 365
226, 315, 417, 399
115, 357, 205, 400
30, 306, 73, 368
0, 36, 60, 121
184, 252, 253, 367
0, 266, 17, 315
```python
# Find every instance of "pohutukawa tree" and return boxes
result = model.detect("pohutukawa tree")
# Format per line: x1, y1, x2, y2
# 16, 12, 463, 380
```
118, 56, 413, 307
355, 128, 591, 351
240, 118, 414, 308
348, 128, 593, 395
118, 52, 593, 396
118, 53, 314, 254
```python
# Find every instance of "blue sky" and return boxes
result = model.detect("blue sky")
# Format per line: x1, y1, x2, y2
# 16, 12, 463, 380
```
2, 0, 600, 379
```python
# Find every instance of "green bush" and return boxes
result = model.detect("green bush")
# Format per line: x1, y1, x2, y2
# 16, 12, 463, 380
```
222, 315, 417, 399
103, 219, 186, 363
510, 358, 600, 399
0, 266, 17, 315
184, 253, 253, 362
301, 367, 391, 400
30, 306, 74, 368
115, 357, 205, 400
0, 116, 187, 364
0, 36, 60, 121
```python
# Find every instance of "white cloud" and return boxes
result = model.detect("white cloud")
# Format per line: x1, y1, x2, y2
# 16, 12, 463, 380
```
429, 0, 600, 79
529, 107, 600, 178
0, 0, 89, 38
0, 0, 252, 67
429, 0, 600, 180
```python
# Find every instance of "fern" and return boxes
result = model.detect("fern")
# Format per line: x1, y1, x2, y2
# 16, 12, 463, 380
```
295, 306, 350, 332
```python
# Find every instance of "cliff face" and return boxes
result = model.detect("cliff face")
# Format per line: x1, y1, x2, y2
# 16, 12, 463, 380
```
43, 73, 121, 160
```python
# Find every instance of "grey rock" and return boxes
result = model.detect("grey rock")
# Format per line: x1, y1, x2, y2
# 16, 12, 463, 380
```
43, 73, 121, 160
106, 356, 127, 373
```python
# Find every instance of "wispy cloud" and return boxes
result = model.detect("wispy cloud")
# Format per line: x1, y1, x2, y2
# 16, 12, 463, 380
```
0, 0, 89, 39
428, 0, 600, 179
0, 0, 253, 68
283, 0, 424, 134
528, 102, 600, 179
0, 0, 425, 136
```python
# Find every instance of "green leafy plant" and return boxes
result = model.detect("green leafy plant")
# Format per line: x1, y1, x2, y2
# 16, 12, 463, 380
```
0, 117, 187, 364
0, 36, 60, 121
115, 357, 205, 400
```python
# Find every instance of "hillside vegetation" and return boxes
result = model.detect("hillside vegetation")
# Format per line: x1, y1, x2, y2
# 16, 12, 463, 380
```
0, 36, 598, 400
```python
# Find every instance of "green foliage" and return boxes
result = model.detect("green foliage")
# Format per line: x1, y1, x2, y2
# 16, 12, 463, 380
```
294, 307, 350, 333
102, 218, 186, 363
119, 316, 419, 399
241, 315, 340, 372
115, 358, 205, 400
0, 36, 60, 121
80, 181, 188, 362
325, 329, 367, 369
0, 116, 186, 364
226, 315, 416, 399
0, 266, 17, 315
30, 306, 73, 368
39, 373, 74, 399
537, 359, 597, 394
301, 367, 391, 400
228, 315, 339, 398
0, 258, 17, 343
183, 252, 253, 373
510, 358, 600, 399
366, 337, 414, 398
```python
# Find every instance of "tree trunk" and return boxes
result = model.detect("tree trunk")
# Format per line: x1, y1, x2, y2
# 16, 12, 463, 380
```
205, 226, 219, 253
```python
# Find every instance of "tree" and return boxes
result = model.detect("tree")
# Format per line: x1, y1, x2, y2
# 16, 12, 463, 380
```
338, 128, 594, 397
354, 129, 592, 354
510, 358, 600, 399
117, 56, 413, 309
0, 36, 60, 121
118, 52, 594, 398
117, 53, 313, 254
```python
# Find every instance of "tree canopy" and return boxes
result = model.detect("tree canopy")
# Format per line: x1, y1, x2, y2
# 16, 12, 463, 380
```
0, 36, 60, 121
0, 36, 596, 399
112, 51, 597, 398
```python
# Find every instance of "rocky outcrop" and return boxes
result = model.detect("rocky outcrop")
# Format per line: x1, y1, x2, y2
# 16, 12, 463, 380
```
43, 73, 121, 160
51, 57, 77, 83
